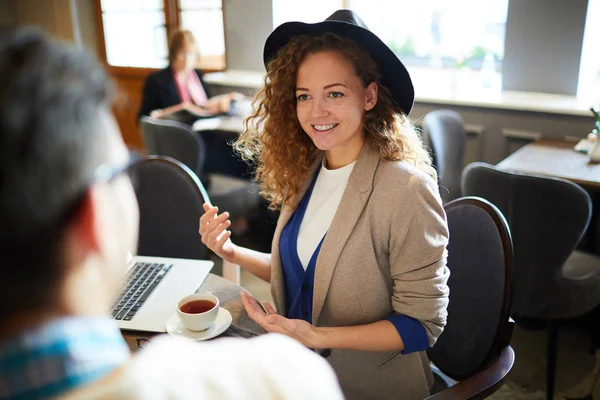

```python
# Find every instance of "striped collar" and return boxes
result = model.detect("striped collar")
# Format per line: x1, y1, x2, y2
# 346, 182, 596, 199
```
0, 316, 129, 400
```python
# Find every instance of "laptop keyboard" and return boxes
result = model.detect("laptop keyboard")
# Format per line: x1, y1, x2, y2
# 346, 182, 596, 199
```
111, 262, 173, 321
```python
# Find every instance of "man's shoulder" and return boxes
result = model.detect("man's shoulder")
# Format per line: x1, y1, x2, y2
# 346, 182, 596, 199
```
59, 334, 344, 400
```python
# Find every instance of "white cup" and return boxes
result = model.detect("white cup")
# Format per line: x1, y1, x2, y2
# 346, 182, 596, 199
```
177, 293, 220, 332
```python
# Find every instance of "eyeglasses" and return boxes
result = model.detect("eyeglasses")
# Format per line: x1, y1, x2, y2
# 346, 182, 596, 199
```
59, 150, 143, 227
89, 150, 143, 188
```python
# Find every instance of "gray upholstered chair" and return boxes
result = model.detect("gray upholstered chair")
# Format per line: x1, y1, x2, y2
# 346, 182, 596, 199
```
427, 196, 515, 399
133, 156, 209, 260
139, 116, 261, 223
422, 110, 467, 204
462, 162, 600, 400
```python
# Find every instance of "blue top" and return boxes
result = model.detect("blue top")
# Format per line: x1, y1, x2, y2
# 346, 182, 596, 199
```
0, 317, 129, 399
280, 170, 324, 324
279, 169, 430, 354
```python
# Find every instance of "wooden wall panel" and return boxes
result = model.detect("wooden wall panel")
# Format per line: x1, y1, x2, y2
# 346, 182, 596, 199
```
111, 74, 148, 150
15, 0, 74, 41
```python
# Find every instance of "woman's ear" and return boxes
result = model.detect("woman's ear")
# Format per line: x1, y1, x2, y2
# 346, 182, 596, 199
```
364, 82, 378, 111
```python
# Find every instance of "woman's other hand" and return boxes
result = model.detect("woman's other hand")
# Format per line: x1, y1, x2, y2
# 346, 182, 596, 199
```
229, 92, 246, 101
199, 203, 236, 262
240, 291, 322, 349
217, 96, 232, 113
149, 109, 164, 118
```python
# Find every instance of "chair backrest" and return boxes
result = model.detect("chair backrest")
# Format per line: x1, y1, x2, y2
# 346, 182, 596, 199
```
461, 162, 591, 317
422, 110, 467, 203
428, 197, 514, 381
133, 156, 210, 260
139, 116, 205, 175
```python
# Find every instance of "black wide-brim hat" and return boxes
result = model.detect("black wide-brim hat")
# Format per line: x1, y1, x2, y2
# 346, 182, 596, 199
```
263, 9, 415, 115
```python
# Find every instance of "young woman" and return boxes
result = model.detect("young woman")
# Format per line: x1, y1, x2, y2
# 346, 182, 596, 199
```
199, 10, 449, 399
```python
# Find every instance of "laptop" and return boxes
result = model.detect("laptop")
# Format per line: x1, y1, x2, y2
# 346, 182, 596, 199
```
112, 255, 213, 333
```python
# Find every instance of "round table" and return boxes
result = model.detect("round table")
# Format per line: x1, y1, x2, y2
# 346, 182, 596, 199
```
122, 273, 266, 352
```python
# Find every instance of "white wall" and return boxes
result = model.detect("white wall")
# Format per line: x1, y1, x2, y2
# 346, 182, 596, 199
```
75, 0, 99, 57
223, 0, 272, 71
503, 0, 588, 95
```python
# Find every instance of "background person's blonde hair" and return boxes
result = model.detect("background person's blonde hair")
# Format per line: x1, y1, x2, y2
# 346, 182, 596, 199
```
235, 33, 436, 210
168, 29, 200, 65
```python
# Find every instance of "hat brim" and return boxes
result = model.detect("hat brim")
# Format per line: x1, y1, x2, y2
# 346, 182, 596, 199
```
263, 20, 414, 115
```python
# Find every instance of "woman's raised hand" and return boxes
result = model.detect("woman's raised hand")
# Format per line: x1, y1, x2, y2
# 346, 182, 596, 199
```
199, 203, 236, 262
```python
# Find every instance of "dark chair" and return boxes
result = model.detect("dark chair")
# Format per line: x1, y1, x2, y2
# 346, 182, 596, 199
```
139, 117, 205, 177
422, 110, 467, 203
133, 156, 209, 260
427, 196, 515, 400
139, 116, 261, 223
462, 162, 600, 400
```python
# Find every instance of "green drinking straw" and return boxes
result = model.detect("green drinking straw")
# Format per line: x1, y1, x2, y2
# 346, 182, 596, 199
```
591, 107, 600, 131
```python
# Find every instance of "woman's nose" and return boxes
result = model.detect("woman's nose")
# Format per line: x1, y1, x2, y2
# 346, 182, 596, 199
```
310, 97, 329, 117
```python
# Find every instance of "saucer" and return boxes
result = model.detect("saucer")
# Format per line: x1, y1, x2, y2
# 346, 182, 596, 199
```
166, 307, 232, 341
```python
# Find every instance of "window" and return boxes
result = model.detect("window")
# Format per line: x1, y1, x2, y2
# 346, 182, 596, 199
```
98, 0, 225, 71
578, 0, 600, 105
273, 0, 508, 96
273, 0, 345, 28
100, 0, 168, 68
179, 0, 226, 70
348, 0, 509, 96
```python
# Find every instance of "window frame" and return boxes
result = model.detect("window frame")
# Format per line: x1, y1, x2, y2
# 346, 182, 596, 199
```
94, 0, 226, 77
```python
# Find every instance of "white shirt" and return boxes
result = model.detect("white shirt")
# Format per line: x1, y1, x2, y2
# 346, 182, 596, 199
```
59, 334, 343, 400
297, 160, 356, 269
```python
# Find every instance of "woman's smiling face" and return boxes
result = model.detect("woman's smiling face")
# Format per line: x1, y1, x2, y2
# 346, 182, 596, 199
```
295, 50, 377, 166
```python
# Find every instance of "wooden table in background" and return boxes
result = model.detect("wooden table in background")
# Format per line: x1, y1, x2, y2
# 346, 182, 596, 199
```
121, 274, 265, 352
497, 140, 600, 188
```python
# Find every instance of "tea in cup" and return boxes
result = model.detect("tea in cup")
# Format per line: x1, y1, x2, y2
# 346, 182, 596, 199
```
177, 293, 219, 331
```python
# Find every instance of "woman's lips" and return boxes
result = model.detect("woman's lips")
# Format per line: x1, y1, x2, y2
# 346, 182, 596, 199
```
311, 123, 339, 135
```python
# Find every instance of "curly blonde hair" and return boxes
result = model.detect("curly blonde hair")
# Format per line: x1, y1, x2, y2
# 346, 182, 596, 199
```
235, 33, 435, 210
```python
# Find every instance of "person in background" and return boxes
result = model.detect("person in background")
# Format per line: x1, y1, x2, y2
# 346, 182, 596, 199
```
199, 10, 450, 400
0, 27, 343, 400
139, 29, 252, 181
138, 29, 242, 120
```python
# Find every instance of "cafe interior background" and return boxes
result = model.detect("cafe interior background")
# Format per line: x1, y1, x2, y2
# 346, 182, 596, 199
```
1, 0, 599, 399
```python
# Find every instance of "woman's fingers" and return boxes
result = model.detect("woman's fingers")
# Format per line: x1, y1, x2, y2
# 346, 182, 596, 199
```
199, 209, 230, 239
264, 302, 277, 315
213, 228, 231, 251
240, 293, 296, 336
206, 219, 231, 246
240, 292, 265, 318
199, 206, 218, 233
241, 293, 259, 319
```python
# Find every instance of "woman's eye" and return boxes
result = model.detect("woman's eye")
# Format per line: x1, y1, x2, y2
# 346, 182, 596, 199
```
297, 94, 309, 101
329, 91, 344, 99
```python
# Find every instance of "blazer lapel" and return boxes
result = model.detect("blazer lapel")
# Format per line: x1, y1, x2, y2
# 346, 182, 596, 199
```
271, 155, 324, 314
312, 142, 381, 325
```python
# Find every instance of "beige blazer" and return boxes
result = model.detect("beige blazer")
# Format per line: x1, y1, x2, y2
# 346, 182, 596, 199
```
271, 142, 450, 400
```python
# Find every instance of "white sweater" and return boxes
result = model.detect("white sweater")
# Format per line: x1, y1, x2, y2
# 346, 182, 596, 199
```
58, 334, 343, 400
297, 160, 356, 269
